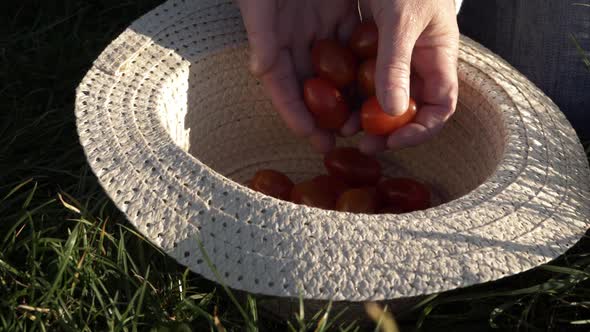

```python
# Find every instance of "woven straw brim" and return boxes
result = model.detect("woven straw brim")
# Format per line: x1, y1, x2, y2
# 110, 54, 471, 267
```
75, 0, 590, 302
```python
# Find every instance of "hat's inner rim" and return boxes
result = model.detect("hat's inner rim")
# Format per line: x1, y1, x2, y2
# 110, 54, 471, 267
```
158, 48, 506, 207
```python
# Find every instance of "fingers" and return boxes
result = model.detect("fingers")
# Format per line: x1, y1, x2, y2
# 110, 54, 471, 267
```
261, 49, 316, 138
290, 1, 318, 80
372, 2, 421, 116
337, 8, 360, 43
386, 115, 443, 150
387, 30, 459, 149
237, 0, 279, 76
292, 40, 314, 81
340, 112, 361, 137
412, 44, 459, 117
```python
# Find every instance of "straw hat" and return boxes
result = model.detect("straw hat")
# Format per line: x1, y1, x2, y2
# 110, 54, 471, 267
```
75, 0, 590, 306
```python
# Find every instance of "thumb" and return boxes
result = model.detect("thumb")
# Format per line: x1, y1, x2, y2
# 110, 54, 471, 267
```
237, 0, 279, 76
374, 4, 420, 115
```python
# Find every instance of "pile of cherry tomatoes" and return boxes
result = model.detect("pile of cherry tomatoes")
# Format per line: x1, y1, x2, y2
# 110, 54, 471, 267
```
247, 147, 431, 214
246, 22, 431, 214
304, 21, 417, 135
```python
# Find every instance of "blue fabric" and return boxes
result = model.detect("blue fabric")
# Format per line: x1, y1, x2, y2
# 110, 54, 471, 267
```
458, 0, 590, 140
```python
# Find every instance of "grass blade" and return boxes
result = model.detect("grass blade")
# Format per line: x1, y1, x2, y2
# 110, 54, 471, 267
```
196, 238, 257, 332
42, 222, 80, 305
1, 178, 33, 201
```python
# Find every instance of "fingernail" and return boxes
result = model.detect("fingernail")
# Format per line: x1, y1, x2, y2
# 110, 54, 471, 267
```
384, 88, 408, 115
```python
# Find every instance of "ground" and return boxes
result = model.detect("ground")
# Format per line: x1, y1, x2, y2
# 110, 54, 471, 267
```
1, 1, 590, 331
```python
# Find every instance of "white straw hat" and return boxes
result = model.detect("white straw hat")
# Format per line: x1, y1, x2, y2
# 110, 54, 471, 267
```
75, 0, 590, 305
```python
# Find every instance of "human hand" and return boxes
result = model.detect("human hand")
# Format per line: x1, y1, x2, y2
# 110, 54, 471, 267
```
236, 0, 360, 153
357, 0, 460, 154
237, 0, 460, 154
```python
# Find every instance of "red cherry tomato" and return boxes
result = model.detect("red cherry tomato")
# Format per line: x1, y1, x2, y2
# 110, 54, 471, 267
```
336, 188, 378, 213
377, 177, 431, 212
377, 205, 404, 214
312, 174, 349, 198
249, 169, 294, 200
303, 78, 351, 130
311, 40, 358, 88
290, 180, 336, 210
358, 58, 376, 97
361, 96, 417, 135
349, 21, 378, 59
324, 147, 382, 186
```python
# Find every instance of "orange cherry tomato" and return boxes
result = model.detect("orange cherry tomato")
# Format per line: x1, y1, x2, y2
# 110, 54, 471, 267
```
303, 78, 351, 130
358, 58, 376, 97
311, 40, 358, 88
377, 177, 431, 212
324, 147, 382, 186
361, 96, 417, 135
349, 21, 378, 59
336, 188, 378, 213
312, 174, 350, 198
290, 180, 336, 210
249, 169, 294, 200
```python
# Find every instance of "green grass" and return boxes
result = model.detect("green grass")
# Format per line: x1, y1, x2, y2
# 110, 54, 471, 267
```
1, 1, 590, 331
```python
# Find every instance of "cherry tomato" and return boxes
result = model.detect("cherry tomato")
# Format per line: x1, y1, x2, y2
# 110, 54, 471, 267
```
303, 78, 351, 130
336, 188, 378, 213
290, 180, 336, 210
358, 58, 376, 97
324, 147, 382, 186
312, 174, 349, 198
377, 205, 404, 214
349, 21, 378, 59
311, 40, 358, 88
377, 177, 431, 212
249, 169, 294, 200
361, 96, 417, 135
